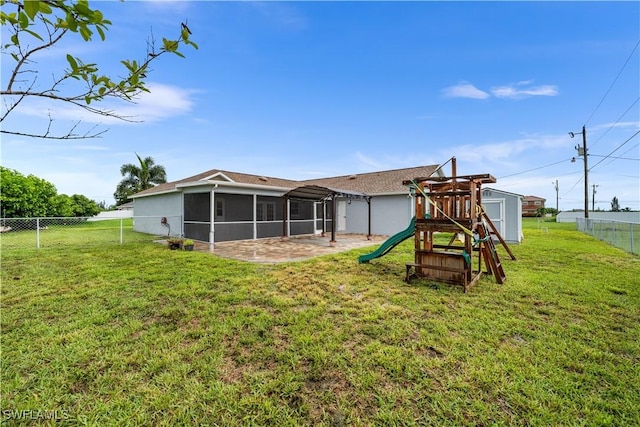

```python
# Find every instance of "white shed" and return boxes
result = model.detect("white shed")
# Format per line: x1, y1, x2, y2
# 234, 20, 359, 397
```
482, 188, 523, 243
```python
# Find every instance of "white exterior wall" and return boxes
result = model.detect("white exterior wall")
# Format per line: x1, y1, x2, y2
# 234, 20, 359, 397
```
133, 192, 182, 237
557, 211, 640, 223
345, 194, 413, 236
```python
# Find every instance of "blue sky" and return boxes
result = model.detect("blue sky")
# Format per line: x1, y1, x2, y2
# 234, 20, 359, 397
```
2, 1, 639, 210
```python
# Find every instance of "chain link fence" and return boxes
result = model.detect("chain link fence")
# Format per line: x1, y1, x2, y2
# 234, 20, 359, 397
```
576, 218, 639, 256
0, 216, 181, 250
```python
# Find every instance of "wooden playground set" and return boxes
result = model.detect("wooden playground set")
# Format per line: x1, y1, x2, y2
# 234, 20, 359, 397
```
360, 158, 516, 292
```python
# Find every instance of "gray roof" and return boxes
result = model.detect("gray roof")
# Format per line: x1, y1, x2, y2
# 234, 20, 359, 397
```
483, 187, 524, 198
132, 165, 441, 198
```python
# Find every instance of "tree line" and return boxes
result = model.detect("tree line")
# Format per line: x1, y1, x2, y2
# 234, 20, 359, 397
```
1, 167, 100, 218
1, 153, 167, 218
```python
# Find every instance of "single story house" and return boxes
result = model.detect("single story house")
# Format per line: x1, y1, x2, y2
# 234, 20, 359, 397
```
131, 165, 522, 245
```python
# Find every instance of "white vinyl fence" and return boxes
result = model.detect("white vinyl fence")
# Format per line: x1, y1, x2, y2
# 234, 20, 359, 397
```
576, 218, 639, 256
0, 216, 181, 250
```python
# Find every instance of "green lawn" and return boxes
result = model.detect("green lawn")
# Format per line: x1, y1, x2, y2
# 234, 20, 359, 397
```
0, 218, 152, 250
2, 219, 639, 425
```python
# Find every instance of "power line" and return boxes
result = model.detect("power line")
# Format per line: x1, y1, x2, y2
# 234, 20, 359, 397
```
497, 158, 574, 179
619, 142, 640, 158
590, 130, 640, 172
589, 96, 640, 149
589, 154, 639, 161
585, 39, 640, 126
562, 175, 584, 198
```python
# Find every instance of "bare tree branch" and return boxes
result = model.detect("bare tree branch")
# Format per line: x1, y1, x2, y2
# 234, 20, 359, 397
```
0, 0, 197, 140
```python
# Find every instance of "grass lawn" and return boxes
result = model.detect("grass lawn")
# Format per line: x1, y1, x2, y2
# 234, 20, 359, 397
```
2, 219, 639, 425
0, 219, 147, 250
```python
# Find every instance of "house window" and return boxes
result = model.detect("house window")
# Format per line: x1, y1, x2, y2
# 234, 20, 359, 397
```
257, 202, 276, 221
534, 201, 542, 206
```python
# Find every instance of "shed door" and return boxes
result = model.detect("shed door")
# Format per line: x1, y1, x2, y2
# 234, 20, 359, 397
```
483, 200, 505, 238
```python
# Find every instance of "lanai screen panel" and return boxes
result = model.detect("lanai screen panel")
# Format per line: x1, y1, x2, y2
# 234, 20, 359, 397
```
214, 194, 253, 242
315, 203, 324, 230
184, 192, 211, 241
219, 194, 253, 222
257, 195, 284, 238
289, 199, 315, 235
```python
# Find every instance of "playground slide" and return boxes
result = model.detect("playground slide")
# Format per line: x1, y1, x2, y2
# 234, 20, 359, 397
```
358, 217, 416, 264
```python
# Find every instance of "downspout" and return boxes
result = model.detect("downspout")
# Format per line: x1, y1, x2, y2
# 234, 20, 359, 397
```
210, 184, 218, 249
253, 194, 257, 240
367, 196, 372, 240
330, 194, 337, 246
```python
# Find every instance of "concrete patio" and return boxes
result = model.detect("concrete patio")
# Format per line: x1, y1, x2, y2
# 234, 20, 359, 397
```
189, 234, 389, 263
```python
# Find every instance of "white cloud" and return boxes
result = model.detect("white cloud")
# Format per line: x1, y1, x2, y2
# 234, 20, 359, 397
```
115, 83, 196, 122
436, 134, 570, 172
491, 83, 558, 99
442, 83, 490, 99
6, 82, 196, 126
592, 120, 640, 131
442, 80, 558, 100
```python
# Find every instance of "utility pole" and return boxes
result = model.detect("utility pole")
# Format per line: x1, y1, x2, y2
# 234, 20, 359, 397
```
569, 125, 589, 218
592, 184, 599, 211
552, 180, 559, 212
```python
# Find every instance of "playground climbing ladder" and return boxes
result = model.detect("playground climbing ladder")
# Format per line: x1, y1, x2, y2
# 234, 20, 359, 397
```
476, 221, 506, 284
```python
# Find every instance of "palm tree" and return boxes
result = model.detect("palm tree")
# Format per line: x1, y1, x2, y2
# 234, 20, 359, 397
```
114, 153, 167, 205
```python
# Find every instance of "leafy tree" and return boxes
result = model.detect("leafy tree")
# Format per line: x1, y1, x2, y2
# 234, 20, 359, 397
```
70, 194, 100, 216
1, 166, 59, 217
611, 196, 620, 212
96, 200, 114, 211
1, 0, 197, 139
114, 153, 166, 205
0, 167, 100, 217
50, 194, 75, 217
535, 207, 558, 217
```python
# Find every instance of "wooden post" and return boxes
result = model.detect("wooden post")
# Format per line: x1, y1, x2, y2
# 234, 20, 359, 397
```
321, 200, 326, 237
281, 196, 288, 240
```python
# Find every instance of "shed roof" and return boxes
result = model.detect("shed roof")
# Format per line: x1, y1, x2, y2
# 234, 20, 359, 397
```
483, 187, 524, 198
